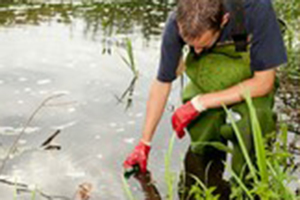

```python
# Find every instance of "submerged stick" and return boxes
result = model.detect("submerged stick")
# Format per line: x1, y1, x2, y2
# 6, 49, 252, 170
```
0, 178, 70, 200
0, 94, 65, 174
40, 129, 61, 148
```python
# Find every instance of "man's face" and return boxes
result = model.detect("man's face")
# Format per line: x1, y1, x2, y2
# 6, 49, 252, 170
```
183, 30, 221, 54
177, 13, 230, 54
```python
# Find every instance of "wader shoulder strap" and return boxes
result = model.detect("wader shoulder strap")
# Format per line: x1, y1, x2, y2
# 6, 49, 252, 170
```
227, 0, 248, 52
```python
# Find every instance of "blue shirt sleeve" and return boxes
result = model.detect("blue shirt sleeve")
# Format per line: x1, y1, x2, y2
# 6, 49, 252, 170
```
249, 0, 288, 71
157, 12, 185, 82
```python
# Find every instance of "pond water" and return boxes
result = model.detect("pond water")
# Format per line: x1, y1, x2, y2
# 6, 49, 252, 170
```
0, 2, 188, 199
0, 2, 299, 200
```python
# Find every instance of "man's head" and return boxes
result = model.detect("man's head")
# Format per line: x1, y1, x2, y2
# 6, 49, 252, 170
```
176, 0, 229, 54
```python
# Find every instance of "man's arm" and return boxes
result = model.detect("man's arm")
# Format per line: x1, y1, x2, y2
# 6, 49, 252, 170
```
141, 79, 172, 143
194, 69, 276, 109
123, 79, 171, 173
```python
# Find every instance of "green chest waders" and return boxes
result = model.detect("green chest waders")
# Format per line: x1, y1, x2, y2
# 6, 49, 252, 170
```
178, 44, 277, 200
183, 44, 276, 177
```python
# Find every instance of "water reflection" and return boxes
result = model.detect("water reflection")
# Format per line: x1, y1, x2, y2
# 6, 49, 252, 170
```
133, 171, 162, 200
0, 1, 175, 40
0, 2, 178, 199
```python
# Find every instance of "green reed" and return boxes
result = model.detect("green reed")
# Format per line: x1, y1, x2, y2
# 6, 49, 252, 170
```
124, 91, 299, 199
223, 91, 298, 200
165, 133, 176, 200
122, 175, 136, 200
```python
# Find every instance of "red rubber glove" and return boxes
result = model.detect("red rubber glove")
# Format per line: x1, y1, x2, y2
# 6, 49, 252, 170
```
123, 141, 151, 173
172, 100, 204, 139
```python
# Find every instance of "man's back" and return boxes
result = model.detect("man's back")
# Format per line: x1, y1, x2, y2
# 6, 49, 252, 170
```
157, 0, 287, 83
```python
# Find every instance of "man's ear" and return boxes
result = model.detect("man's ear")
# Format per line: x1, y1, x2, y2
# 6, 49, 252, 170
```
221, 13, 230, 28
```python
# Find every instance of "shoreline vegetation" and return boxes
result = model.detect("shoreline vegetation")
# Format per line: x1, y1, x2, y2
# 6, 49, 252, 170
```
122, 92, 300, 200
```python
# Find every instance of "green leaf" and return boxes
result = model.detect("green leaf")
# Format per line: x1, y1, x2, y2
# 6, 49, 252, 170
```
191, 141, 234, 154
121, 175, 136, 200
243, 90, 268, 184
228, 164, 254, 200
223, 104, 258, 183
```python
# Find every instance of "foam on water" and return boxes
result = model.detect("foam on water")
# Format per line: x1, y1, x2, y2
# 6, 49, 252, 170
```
36, 79, 51, 85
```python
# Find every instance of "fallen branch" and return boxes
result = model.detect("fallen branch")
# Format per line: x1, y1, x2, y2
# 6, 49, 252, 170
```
40, 129, 61, 148
0, 178, 70, 200
0, 93, 66, 173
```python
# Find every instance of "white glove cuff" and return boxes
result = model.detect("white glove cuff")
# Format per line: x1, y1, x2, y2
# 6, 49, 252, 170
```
191, 96, 207, 112
140, 139, 151, 147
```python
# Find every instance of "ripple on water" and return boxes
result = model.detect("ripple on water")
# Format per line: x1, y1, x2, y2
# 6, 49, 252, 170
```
52, 121, 77, 130
65, 62, 75, 68
135, 113, 143, 118
89, 63, 98, 68
0, 126, 40, 136
116, 128, 125, 133
38, 90, 48, 95
24, 87, 32, 92
66, 171, 86, 178
95, 135, 101, 140
124, 138, 135, 144
127, 121, 135, 125
68, 108, 76, 113
109, 123, 117, 128
36, 79, 51, 85
53, 90, 71, 95
18, 140, 27, 145
17, 100, 24, 104
18, 77, 28, 82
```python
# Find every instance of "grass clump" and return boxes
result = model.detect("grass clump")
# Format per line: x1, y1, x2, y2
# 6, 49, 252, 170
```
222, 91, 299, 200
123, 90, 299, 200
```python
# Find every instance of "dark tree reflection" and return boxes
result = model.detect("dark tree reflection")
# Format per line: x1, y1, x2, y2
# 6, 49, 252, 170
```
0, 1, 175, 40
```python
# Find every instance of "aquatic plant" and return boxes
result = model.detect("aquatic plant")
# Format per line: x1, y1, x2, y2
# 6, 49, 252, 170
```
119, 38, 139, 78
123, 90, 299, 200
122, 175, 136, 200
222, 91, 298, 200
31, 186, 37, 200
116, 38, 139, 109
186, 174, 220, 200
0, 94, 67, 173
164, 133, 176, 200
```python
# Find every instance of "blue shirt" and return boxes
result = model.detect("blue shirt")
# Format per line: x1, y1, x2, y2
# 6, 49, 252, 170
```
157, 0, 288, 82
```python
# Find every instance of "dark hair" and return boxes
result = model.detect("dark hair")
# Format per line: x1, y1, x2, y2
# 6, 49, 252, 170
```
176, 0, 225, 41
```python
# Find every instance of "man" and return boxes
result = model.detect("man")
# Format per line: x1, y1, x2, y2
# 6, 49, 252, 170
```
123, 0, 287, 197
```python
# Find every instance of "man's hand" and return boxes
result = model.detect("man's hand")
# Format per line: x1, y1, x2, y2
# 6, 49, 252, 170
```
171, 96, 206, 139
123, 141, 151, 173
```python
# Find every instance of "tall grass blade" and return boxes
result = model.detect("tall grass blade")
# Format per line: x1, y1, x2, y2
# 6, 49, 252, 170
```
189, 174, 208, 191
243, 91, 268, 184
191, 141, 234, 154
280, 123, 289, 152
267, 161, 296, 200
227, 164, 254, 200
165, 133, 176, 200
125, 38, 137, 75
118, 38, 138, 77
31, 187, 36, 200
121, 175, 136, 200
120, 54, 132, 70
189, 174, 221, 200
14, 178, 17, 200
223, 105, 258, 183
